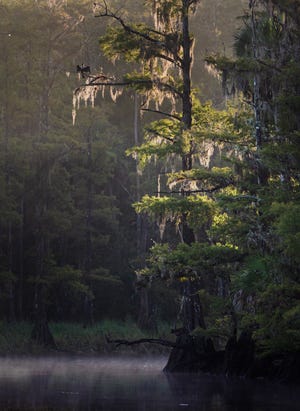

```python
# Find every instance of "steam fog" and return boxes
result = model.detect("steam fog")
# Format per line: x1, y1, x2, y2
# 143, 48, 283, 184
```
0, 356, 299, 410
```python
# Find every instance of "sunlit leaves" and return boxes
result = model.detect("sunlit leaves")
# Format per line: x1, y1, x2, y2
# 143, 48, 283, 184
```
127, 117, 181, 167
191, 100, 253, 145
99, 24, 162, 63
134, 194, 216, 230
167, 167, 234, 191
128, 98, 253, 172
138, 241, 241, 282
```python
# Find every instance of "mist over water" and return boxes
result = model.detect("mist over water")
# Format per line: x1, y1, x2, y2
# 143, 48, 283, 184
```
0, 356, 299, 410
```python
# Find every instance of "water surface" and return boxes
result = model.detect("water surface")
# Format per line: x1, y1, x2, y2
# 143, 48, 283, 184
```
0, 356, 298, 410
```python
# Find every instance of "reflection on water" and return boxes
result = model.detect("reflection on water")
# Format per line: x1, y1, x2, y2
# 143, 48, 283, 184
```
0, 356, 299, 410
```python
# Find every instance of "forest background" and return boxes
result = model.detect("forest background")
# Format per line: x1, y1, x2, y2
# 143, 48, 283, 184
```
0, 0, 299, 359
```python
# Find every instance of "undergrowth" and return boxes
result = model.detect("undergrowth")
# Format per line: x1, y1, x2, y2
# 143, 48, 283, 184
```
0, 319, 173, 355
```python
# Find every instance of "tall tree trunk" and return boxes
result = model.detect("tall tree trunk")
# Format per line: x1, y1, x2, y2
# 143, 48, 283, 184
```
134, 93, 155, 330
31, 228, 56, 348
181, 0, 193, 173
83, 127, 94, 327
180, 0, 195, 244
250, 0, 268, 185
8, 222, 16, 322
18, 196, 24, 320
31, 75, 55, 345
179, 1, 205, 332
182, 280, 206, 332
2, 38, 16, 322
134, 93, 143, 254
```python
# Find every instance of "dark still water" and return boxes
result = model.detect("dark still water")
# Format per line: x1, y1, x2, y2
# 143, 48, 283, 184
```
0, 356, 299, 411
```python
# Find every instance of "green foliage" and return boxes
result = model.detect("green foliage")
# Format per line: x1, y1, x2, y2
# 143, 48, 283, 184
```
127, 138, 181, 170
272, 203, 300, 265
167, 167, 234, 191
134, 194, 216, 230
47, 265, 91, 298
0, 0, 299, 359
0, 0, 138, 323
253, 283, 300, 353
139, 242, 241, 282
0, 322, 33, 354
233, 255, 271, 293
192, 99, 252, 142
192, 312, 233, 342
99, 23, 168, 64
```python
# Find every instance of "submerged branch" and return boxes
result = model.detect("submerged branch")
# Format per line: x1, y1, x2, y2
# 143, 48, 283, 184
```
105, 335, 185, 349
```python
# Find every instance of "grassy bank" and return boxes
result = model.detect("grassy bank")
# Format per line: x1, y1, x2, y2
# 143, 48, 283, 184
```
0, 320, 173, 355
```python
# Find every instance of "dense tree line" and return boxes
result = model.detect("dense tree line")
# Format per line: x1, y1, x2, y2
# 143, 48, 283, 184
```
2, 0, 298, 366
0, 0, 245, 334
0, 0, 140, 328
207, 0, 300, 355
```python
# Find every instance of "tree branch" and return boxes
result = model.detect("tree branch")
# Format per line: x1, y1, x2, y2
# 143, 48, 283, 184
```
153, 185, 232, 195
155, 53, 180, 66
94, 1, 164, 45
77, 77, 183, 98
141, 108, 181, 121
93, 1, 182, 66
257, 58, 282, 73
105, 335, 185, 349
144, 128, 176, 143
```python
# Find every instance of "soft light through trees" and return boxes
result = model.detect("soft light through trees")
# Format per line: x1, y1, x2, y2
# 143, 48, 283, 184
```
75, 1, 248, 336
0, 0, 135, 344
